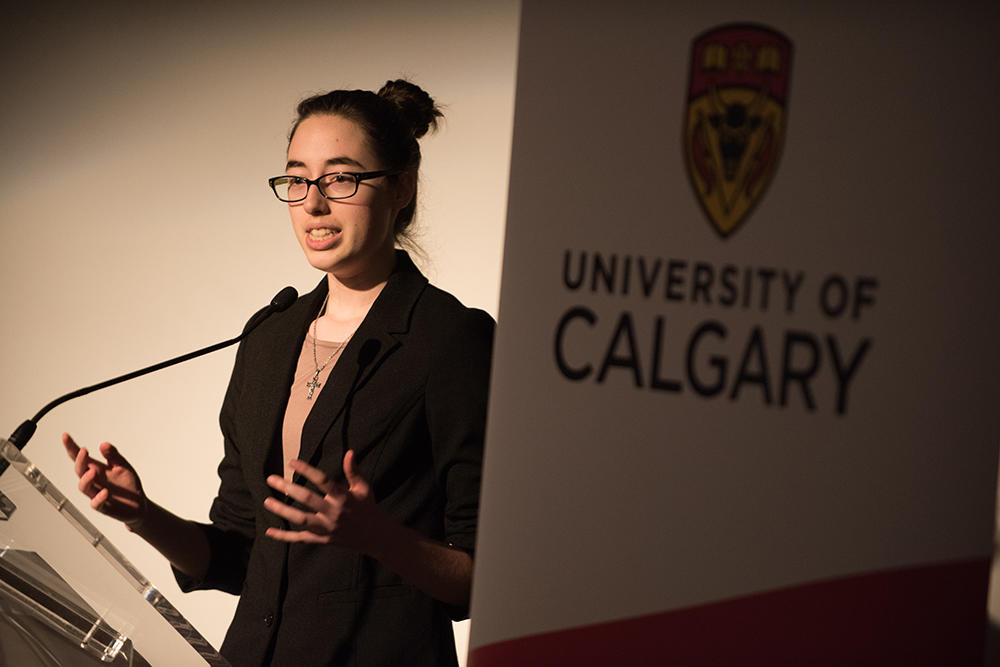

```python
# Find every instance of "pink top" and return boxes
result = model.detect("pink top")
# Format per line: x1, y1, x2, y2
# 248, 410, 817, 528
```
280, 331, 346, 480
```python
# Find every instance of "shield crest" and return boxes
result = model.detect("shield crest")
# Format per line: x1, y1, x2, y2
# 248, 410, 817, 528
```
684, 24, 793, 237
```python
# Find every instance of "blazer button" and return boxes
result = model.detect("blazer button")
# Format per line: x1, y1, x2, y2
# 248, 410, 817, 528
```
264, 613, 275, 627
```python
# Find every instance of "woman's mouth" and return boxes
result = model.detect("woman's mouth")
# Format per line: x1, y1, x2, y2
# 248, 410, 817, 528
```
305, 226, 341, 250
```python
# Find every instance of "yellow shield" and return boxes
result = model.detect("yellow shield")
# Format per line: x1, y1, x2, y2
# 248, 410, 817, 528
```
684, 25, 793, 237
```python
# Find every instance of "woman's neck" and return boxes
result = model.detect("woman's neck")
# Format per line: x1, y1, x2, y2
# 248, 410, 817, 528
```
325, 276, 387, 319
315, 253, 396, 341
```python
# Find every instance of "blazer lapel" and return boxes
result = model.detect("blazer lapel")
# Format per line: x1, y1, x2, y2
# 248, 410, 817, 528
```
244, 281, 328, 488
298, 251, 428, 476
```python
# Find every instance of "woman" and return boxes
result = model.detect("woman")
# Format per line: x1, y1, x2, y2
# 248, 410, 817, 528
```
63, 80, 494, 666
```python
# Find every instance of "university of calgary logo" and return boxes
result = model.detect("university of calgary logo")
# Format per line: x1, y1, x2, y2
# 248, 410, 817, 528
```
684, 24, 793, 237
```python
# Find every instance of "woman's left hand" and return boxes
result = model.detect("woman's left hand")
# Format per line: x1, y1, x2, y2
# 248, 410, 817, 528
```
263, 450, 386, 553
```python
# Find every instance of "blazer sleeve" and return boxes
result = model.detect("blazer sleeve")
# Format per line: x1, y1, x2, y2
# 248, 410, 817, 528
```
424, 306, 495, 556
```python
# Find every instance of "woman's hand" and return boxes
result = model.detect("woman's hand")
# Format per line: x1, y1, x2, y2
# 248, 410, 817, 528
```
62, 433, 148, 528
263, 450, 388, 554
266, 450, 474, 607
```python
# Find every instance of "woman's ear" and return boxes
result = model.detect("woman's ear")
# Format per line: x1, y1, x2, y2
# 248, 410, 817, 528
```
394, 170, 417, 211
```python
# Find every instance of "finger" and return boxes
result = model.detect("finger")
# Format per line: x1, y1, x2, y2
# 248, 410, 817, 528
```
265, 475, 331, 513
286, 459, 337, 495
91, 487, 109, 512
99, 442, 129, 470
263, 497, 336, 536
343, 450, 360, 486
74, 447, 91, 478
79, 468, 100, 498
264, 526, 332, 544
262, 496, 320, 527
265, 474, 291, 495
343, 450, 370, 495
62, 433, 81, 460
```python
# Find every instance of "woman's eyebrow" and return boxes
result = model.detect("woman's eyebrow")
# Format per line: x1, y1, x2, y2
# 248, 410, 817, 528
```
284, 156, 366, 171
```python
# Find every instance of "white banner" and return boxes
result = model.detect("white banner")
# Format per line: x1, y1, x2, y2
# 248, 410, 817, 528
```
470, 2, 999, 664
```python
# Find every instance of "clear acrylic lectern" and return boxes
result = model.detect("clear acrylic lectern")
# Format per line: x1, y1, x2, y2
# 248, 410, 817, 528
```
0, 437, 228, 666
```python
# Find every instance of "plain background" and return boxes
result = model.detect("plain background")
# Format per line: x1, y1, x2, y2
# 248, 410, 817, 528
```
0, 0, 517, 660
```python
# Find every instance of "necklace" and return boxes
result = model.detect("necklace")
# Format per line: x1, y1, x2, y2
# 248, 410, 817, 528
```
305, 293, 356, 400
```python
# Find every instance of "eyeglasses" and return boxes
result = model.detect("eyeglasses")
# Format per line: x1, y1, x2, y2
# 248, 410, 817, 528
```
267, 170, 398, 202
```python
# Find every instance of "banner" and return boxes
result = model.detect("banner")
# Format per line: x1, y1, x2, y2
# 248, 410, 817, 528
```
470, 2, 999, 664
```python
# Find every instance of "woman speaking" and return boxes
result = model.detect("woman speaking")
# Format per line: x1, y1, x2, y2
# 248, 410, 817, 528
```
64, 79, 493, 666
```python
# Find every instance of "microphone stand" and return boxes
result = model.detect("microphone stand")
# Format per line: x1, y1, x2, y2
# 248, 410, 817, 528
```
3, 286, 298, 465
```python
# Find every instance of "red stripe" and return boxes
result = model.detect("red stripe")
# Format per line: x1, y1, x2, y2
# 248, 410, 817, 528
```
469, 558, 990, 666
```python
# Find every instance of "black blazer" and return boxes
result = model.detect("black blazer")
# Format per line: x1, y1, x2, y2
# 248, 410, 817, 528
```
176, 252, 494, 666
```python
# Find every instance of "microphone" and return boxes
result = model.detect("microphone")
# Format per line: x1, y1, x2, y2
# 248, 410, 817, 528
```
5, 286, 298, 452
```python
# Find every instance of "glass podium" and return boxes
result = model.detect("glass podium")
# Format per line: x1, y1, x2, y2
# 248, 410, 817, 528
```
0, 437, 228, 666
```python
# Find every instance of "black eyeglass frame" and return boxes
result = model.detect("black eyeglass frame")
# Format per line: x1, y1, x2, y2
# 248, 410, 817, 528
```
267, 169, 400, 202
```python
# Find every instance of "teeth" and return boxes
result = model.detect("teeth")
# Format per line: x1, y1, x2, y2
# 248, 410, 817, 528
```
309, 228, 334, 238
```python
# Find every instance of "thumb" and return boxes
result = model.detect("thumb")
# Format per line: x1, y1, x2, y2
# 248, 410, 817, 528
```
343, 450, 368, 494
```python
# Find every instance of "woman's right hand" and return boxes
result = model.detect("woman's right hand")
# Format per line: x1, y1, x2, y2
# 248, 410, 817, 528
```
62, 433, 148, 528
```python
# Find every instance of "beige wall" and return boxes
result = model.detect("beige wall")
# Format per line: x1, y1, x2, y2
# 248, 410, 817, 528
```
0, 1, 518, 660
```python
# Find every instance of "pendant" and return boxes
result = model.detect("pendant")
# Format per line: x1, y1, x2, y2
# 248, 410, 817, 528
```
306, 371, 321, 400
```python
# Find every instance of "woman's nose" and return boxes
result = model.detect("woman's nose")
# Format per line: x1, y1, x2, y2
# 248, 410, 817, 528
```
303, 182, 330, 215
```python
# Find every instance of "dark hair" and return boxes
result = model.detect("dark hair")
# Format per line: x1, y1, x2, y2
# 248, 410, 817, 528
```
289, 80, 443, 243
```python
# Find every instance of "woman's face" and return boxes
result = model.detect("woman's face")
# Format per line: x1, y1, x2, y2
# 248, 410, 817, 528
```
285, 113, 409, 283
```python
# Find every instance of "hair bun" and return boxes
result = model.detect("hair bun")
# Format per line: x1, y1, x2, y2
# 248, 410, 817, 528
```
378, 79, 443, 140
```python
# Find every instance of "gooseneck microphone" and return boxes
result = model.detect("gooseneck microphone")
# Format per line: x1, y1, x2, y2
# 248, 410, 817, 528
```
6, 286, 298, 451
